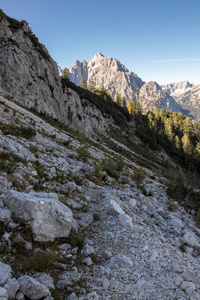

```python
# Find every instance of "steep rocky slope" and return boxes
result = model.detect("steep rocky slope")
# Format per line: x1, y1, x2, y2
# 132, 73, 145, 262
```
161, 81, 194, 99
0, 94, 200, 299
69, 53, 144, 100
137, 81, 181, 113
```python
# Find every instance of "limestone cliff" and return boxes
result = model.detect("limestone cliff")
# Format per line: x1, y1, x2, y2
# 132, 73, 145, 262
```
0, 10, 113, 137
138, 81, 181, 113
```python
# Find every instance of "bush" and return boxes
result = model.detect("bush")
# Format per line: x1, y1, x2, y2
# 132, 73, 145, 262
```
101, 157, 124, 179
1, 124, 36, 139
77, 146, 91, 162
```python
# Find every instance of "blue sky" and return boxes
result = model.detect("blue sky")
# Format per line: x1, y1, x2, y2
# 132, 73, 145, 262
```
1, 0, 200, 84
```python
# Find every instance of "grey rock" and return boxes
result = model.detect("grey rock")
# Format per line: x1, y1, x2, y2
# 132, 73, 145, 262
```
0, 287, 8, 300
0, 177, 8, 194
0, 262, 11, 286
34, 273, 55, 290
182, 230, 200, 248
65, 293, 78, 300
109, 253, 133, 269
56, 268, 81, 289
180, 281, 196, 290
0, 208, 12, 223
5, 190, 73, 242
102, 278, 110, 290
181, 270, 196, 282
83, 257, 93, 266
107, 200, 125, 216
81, 244, 95, 256
17, 275, 50, 299
118, 213, 133, 228
3, 278, 19, 300
15, 291, 24, 300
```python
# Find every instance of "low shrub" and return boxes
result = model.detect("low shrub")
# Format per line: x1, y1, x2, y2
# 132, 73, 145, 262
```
101, 157, 124, 179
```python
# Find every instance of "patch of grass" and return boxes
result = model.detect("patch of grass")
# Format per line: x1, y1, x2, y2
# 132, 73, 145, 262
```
101, 157, 124, 179
0, 123, 36, 139
77, 146, 91, 162
166, 198, 178, 211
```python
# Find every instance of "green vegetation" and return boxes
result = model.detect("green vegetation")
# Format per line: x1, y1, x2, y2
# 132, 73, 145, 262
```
101, 157, 124, 179
80, 78, 87, 89
0, 123, 36, 139
62, 67, 69, 79
76, 146, 91, 162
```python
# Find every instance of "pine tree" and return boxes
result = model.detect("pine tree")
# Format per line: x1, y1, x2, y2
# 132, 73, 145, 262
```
175, 135, 181, 150
87, 80, 95, 91
80, 78, 86, 89
116, 93, 122, 105
132, 100, 142, 116
122, 96, 127, 108
181, 134, 193, 155
127, 99, 134, 115
62, 68, 69, 79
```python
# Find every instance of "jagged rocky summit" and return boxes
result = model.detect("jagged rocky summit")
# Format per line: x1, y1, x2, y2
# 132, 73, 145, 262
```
69, 53, 144, 100
138, 81, 181, 113
161, 81, 194, 99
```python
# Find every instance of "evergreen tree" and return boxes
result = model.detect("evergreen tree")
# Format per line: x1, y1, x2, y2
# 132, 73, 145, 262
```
122, 96, 127, 108
116, 93, 122, 106
132, 100, 142, 116
175, 135, 181, 150
87, 80, 95, 91
127, 98, 134, 115
181, 134, 193, 155
80, 78, 86, 89
62, 68, 69, 79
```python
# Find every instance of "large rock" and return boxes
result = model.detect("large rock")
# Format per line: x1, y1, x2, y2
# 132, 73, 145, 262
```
17, 276, 50, 300
182, 230, 200, 248
5, 190, 73, 242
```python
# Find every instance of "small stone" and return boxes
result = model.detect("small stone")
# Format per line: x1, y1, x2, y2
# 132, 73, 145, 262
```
181, 281, 196, 291
0, 287, 8, 300
181, 271, 196, 282
3, 278, 19, 299
83, 257, 93, 266
15, 291, 25, 300
129, 198, 137, 207
0, 208, 12, 223
65, 293, 78, 300
107, 200, 125, 216
102, 278, 110, 290
81, 244, 95, 256
0, 262, 11, 286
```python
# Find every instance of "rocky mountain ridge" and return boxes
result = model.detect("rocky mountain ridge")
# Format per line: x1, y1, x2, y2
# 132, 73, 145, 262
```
161, 81, 194, 100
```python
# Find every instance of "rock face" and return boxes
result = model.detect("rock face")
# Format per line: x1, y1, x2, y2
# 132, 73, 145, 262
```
175, 84, 200, 121
69, 53, 144, 100
138, 81, 181, 113
161, 81, 194, 99
4, 190, 73, 242
0, 11, 111, 137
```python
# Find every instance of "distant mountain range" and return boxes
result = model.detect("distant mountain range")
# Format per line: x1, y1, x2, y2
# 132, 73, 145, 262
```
68, 54, 200, 120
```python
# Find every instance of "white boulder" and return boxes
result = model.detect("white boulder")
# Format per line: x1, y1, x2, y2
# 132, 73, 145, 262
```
4, 190, 73, 242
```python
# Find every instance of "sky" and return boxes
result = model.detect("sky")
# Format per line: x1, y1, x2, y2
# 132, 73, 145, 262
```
1, 0, 200, 85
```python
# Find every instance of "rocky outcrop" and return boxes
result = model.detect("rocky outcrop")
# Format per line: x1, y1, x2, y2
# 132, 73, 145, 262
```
0, 11, 112, 137
69, 53, 144, 100
5, 190, 74, 241
138, 81, 181, 113
161, 81, 194, 99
